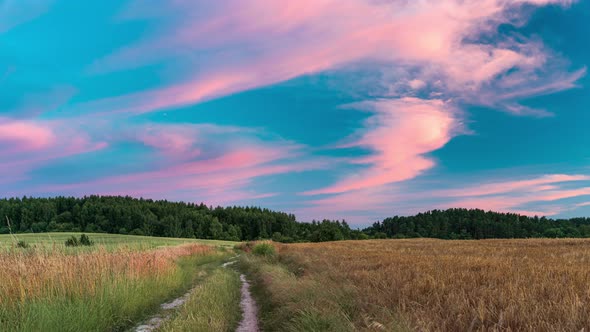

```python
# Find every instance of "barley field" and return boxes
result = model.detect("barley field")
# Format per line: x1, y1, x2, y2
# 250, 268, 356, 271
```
244, 239, 590, 331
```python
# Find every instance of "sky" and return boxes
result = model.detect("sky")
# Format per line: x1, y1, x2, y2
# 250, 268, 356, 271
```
1, 0, 589, 225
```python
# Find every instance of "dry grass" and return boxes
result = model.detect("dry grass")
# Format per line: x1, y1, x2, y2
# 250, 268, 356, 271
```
0, 243, 212, 303
271, 239, 590, 331
0, 243, 215, 331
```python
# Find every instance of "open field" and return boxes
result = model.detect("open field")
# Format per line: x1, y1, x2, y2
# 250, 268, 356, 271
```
241, 238, 590, 331
0, 232, 237, 250
0, 233, 241, 331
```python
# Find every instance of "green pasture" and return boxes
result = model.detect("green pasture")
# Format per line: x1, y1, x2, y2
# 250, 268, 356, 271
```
0, 232, 238, 250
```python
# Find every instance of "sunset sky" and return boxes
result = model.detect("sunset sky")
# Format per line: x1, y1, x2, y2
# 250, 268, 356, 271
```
1, 0, 589, 224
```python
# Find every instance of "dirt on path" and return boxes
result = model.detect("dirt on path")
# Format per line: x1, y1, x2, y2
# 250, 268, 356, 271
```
133, 288, 194, 332
236, 274, 259, 332
133, 255, 260, 332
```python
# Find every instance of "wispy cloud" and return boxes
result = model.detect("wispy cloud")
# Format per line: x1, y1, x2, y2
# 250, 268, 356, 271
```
304, 98, 461, 195
0, 0, 53, 33
0, 117, 108, 183
299, 173, 590, 223
4, 120, 325, 206
77, 1, 580, 116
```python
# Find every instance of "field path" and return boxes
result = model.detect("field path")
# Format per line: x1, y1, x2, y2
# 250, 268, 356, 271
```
133, 255, 260, 332
236, 274, 259, 332
223, 255, 259, 332
133, 287, 195, 332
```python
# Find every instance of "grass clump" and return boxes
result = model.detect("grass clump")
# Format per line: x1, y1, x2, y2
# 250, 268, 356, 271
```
160, 268, 242, 332
251, 242, 276, 257
64, 234, 94, 247
15, 240, 29, 249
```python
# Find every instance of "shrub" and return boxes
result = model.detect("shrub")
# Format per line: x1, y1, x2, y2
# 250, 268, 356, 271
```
234, 241, 255, 253
65, 236, 80, 247
252, 243, 276, 257
65, 234, 94, 247
80, 234, 94, 246
129, 228, 145, 236
16, 240, 29, 249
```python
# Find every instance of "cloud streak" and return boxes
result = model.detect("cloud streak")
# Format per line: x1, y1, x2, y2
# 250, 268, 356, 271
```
77, 0, 580, 116
3, 120, 325, 206
0, 118, 107, 183
304, 98, 460, 195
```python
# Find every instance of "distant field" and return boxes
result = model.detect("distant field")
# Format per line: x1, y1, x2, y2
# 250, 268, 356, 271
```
242, 238, 590, 331
0, 232, 237, 250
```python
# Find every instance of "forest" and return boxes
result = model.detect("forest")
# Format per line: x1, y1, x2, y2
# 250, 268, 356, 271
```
0, 196, 357, 242
2, 196, 590, 242
364, 208, 590, 239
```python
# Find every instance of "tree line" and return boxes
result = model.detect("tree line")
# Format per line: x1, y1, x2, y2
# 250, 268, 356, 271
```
364, 208, 590, 239
0, 196, 358, 242
1, 196, 590, 242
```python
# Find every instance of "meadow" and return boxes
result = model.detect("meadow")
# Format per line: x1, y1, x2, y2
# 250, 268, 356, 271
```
0, 232, 240, 332
0, 232, 236, 250
241, 238, 590, 331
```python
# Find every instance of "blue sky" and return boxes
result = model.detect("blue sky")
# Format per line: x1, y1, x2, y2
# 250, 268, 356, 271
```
1, 0, 589, 225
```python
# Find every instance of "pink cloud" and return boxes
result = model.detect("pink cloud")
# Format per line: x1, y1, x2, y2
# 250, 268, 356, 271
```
432, 174, 590, 216
134, 124, 202, 159
298, 172, 590, 223
0, 119, 56, 152
304, 98, 460, 195
0, 118, 107, 183
82, 0, 580, 117
435, 174, 590, 198
21, 140, 324, 206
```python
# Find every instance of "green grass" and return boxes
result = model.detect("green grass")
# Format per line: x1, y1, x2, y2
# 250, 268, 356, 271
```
239, 254, 358, 332
0, 250, 233, 332
0, 232, 237, 251
160, 268, 242, 332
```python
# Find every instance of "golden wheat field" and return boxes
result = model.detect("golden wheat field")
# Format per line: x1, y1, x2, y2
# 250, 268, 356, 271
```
276, 239, 590, 331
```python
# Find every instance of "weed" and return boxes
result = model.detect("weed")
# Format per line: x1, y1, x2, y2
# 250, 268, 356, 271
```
15, 240, 29, 249
252, 243, 276, 257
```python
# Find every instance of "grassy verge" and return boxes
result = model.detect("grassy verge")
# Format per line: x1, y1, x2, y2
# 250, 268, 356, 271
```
0, 244, 229, 331
239, 252, 367, 332
159, 268, 242, 332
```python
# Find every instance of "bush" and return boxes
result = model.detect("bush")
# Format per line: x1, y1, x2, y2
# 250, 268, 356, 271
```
129, 228, 145, 236
80, 234, 94, 246
16, 240, 29, 249
252, 242, 276, 257
234, 241, 255, 253
65, 236, 80, 247
65, 234, 94, 247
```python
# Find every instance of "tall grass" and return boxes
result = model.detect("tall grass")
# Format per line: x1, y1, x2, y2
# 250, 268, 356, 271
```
0, 243, 217, 331
160, 268, 242, 332
241, 254, 359, 332
244, 239, 590, 331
